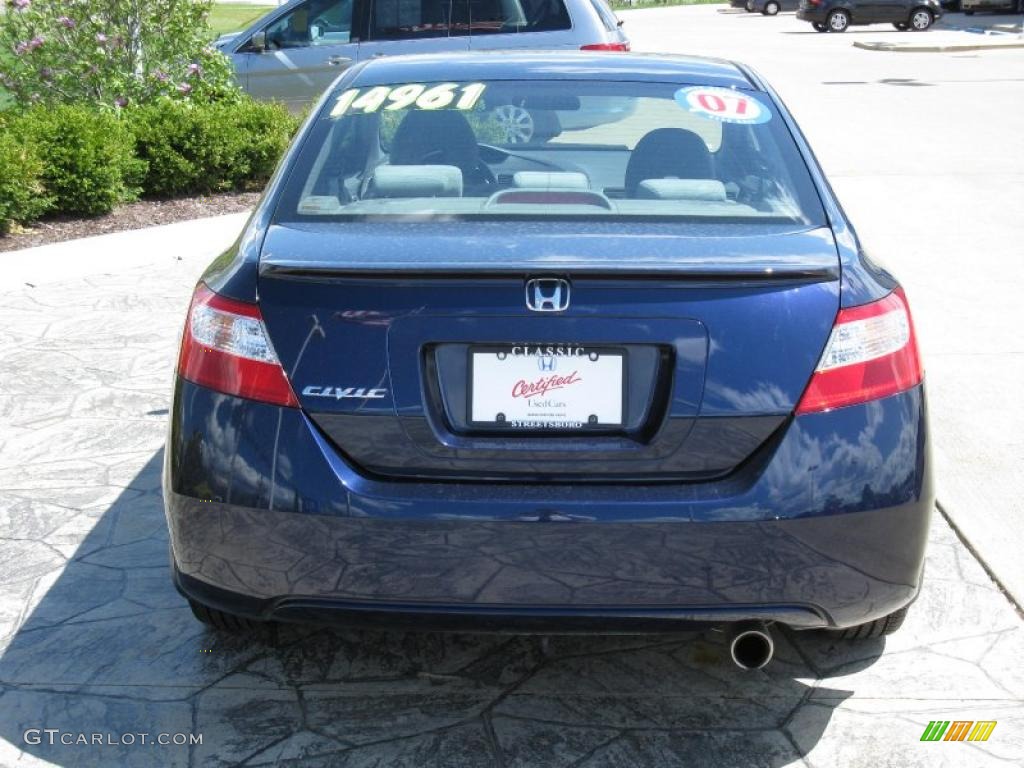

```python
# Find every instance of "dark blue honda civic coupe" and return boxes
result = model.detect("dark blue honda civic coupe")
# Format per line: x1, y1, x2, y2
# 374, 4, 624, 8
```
165, 52, 931, 667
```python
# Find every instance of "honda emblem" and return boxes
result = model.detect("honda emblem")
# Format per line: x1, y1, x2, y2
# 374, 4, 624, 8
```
525, 278, 570, 313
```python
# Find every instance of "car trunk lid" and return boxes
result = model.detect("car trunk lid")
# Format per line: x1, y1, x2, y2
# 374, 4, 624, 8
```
257, 221, 839, 482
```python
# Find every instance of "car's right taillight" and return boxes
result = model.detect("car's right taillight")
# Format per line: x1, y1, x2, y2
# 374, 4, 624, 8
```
796, 288, 923, 414
177, 283, 298, 407
581, 42, 630, 51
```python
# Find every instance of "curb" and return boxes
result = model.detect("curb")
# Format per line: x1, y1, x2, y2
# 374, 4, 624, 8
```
854, 40, 1024, 52
937, 501, 1024, 620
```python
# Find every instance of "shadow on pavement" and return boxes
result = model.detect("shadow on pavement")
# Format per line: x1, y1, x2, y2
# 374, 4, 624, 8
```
0, 449, 885, 767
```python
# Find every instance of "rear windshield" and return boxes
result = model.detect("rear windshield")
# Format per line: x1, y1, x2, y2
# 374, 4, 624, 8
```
274, 79, 826, 225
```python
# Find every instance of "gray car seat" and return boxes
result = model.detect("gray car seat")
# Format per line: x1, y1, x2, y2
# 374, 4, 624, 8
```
389, 110, 494, 192
625, 128, 714, 198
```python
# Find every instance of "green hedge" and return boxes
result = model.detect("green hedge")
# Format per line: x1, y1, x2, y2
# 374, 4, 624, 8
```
0, 130, 51, 235
0, 97, 299, 237
126, 100, 297, 198
16, 106, 143, 217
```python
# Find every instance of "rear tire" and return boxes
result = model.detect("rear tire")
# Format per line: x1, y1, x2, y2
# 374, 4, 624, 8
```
832, 605, 910, 640
745, 0, 755, 11
909, 8, 933, 29
189, 599, 261, 633
827, 9, 851, 30
763, 0, 781, 13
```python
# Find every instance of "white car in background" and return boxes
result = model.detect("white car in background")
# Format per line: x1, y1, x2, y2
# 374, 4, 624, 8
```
215, 0, 633, 143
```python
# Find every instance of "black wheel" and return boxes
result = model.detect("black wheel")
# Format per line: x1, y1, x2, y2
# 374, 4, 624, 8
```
832, 605, 910, 640
909, 7, 933, 29
189, 599, 262, 632
745, 0, 755, 11
763, 0, 781, 14
827, 8, 851, 30
893, 21, 909, 29
813, 21, 829, 30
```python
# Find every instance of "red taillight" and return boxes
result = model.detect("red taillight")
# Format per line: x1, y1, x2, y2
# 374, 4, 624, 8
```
796, 288, 923, 415
581, 42, 630, 51
177, 283, 298, 407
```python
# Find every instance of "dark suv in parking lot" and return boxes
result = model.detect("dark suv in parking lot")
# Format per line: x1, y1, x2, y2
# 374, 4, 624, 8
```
798, 0, 943, 31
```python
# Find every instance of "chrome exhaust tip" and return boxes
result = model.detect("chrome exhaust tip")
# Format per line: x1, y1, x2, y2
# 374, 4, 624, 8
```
728, 621, 774, 670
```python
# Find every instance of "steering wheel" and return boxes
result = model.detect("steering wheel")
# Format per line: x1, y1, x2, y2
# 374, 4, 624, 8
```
417, 149, 497, 192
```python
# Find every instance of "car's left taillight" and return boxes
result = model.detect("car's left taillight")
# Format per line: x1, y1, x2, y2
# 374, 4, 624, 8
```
796, 287, 923, 414
177, 283, 298, 407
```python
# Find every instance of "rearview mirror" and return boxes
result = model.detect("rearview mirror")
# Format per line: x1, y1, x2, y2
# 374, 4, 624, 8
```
250, 30, 267, 52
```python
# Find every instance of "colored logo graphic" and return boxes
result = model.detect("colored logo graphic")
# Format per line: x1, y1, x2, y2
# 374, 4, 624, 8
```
920, 721, 997, 742
674, 87, 772, 125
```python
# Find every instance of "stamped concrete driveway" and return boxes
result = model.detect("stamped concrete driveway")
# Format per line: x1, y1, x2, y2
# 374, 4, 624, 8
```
2, 8, 1024, 766
0, 229, 1022, 768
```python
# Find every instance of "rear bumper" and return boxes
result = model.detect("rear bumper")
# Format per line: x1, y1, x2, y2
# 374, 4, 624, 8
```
173, 568, 832, 632
165, 380, 933, 631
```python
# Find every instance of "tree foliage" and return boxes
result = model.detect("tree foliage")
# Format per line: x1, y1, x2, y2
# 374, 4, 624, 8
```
0, 0, 238, 108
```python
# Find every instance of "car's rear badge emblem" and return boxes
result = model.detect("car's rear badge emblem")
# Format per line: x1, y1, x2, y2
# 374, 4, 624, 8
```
525, 278, 570, 312
302, 386, 387, 400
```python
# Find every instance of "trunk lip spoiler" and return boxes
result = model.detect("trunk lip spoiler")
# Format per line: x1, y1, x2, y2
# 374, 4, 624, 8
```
258, 262, 839, 282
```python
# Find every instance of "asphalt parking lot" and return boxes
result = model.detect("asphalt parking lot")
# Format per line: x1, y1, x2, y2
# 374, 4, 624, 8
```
1, 6, 1023, 766
628, 5, 1024, 606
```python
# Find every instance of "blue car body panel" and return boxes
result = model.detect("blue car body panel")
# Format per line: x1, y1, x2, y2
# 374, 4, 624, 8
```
166, 52, 932, 632
166, 381, 930, 629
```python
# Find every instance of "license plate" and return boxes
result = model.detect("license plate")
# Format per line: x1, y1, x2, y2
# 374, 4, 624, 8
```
468, 346, 625, 430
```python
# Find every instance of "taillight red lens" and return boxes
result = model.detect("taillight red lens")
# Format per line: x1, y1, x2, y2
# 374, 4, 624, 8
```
796, 288, 923, 414
581, 42, 630, 51
177, 283, 298, 407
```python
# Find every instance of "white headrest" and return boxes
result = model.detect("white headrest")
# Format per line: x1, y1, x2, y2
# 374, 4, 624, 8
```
637, 179, 727, 201
513, 171, 590, 190
371, 165, 463, 198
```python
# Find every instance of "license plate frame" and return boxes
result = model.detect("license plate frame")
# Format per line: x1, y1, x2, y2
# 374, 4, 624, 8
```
467, 345, 627, 432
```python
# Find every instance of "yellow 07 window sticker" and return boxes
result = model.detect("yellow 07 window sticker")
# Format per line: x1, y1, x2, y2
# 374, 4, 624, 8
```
330, 82, 487, 118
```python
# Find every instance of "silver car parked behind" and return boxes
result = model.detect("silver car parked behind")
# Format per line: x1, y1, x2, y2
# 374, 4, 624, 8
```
215, 0, 631, 124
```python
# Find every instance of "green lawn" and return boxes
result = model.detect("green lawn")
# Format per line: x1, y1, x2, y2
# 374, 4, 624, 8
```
207, 3, 274, 37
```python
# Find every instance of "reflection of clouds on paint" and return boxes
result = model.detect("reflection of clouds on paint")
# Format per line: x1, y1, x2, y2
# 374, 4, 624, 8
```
705, 380, 790, 413
200, 395, 294, 510
764, 398, 920, 517
674, 334, 706, 365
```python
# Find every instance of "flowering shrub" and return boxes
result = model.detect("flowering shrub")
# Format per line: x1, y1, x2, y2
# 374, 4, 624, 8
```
0, 0, 238, 108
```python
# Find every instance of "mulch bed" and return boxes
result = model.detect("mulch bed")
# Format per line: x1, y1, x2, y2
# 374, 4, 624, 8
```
0, 192, 262, 253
